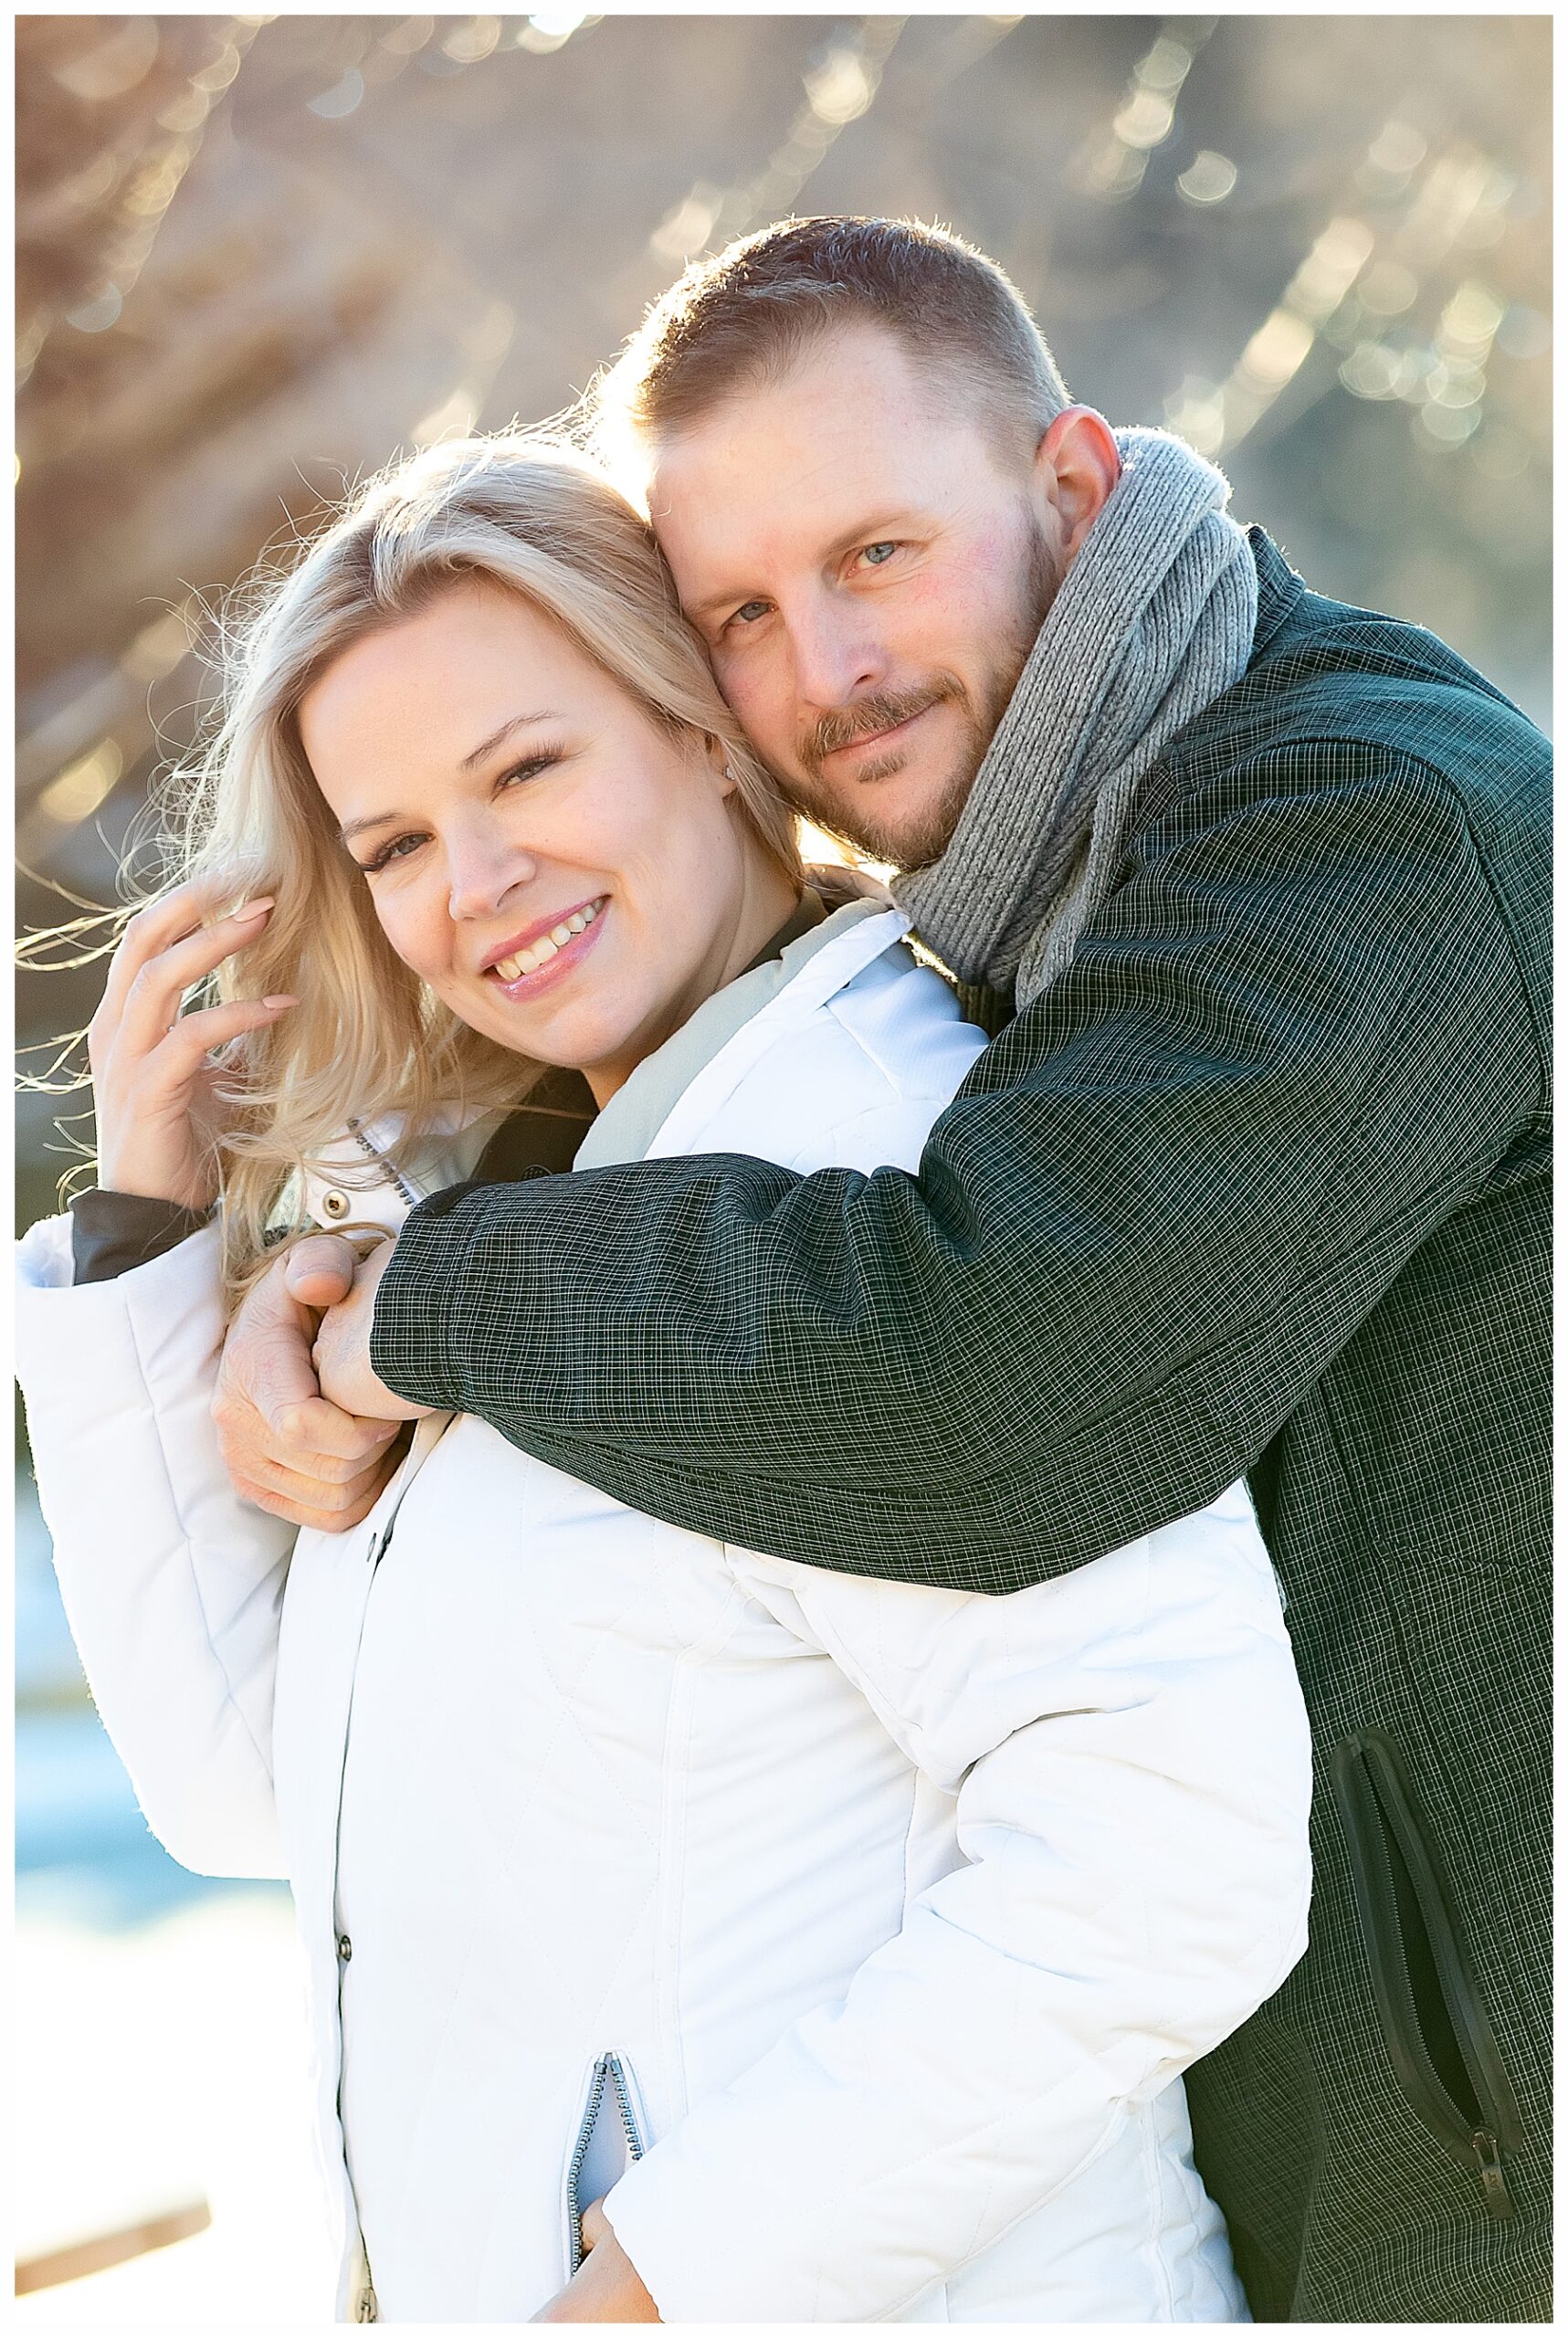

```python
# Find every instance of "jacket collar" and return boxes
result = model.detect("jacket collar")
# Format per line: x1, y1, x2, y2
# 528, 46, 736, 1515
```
1245, 526, 1307, 660
578, 901, 908, 1172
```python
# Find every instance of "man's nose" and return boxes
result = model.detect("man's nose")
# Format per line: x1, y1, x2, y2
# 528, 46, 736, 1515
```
788, 595, 889, 712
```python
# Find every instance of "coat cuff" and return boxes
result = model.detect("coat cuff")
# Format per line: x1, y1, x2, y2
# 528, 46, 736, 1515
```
70, 1187, 214, 1283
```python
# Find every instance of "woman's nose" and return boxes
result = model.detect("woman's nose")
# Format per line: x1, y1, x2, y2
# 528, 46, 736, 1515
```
446, 834, 536, 923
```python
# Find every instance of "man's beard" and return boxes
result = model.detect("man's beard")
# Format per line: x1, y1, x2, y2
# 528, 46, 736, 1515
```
783, 512, 1061, 871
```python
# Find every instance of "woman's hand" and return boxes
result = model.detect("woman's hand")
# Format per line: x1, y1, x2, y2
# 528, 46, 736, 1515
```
310, 1237, 434, 1422
530, 2201, 661, 2322
88, 878, 296, 1209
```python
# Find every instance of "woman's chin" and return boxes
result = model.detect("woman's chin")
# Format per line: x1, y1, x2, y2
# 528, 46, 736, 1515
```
465, 994, 630, 1082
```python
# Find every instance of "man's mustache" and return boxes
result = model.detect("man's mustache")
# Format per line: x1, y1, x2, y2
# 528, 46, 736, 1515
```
802, 680, 963, 773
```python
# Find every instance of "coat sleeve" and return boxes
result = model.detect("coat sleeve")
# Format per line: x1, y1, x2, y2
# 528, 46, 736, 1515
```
16, 1214, 291, 1878
599, 1486, 1312, 2322
369, 746, 1542, 1591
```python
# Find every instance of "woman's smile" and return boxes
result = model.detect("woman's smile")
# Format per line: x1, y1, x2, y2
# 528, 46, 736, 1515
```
482, 893, 608, 996
300, 579, 800, 1106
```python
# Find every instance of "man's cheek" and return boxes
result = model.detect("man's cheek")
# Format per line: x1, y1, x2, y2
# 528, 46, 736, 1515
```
717, 660, 794, 774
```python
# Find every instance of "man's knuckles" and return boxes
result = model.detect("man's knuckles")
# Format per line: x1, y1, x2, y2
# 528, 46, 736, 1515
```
268, 1397, 390, 1466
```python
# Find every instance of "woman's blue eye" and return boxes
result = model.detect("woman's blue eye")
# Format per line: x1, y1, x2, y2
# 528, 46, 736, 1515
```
360, 833, 423, 875
500, 750, 560, 787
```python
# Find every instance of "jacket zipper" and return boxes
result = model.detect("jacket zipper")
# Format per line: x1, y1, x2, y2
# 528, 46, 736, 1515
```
564, 2053, 646, 2276
344, 1118, 421, 1206
1331, 1729, 1523, 2218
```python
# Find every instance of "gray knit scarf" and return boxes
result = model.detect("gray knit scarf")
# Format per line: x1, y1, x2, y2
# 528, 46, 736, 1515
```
891, 427, 1258, 1007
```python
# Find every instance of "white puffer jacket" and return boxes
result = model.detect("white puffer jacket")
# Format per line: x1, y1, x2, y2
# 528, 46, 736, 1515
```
16, 908, 1312, 2324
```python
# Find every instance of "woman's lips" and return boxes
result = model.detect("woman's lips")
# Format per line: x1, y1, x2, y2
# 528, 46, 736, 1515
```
485, 897, 607, 1000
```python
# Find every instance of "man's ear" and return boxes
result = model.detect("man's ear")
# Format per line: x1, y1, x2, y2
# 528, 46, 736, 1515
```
1033, 407, 1121, 568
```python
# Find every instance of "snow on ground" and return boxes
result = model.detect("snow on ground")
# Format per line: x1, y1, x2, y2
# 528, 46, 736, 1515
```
16, 1890, 334, 2327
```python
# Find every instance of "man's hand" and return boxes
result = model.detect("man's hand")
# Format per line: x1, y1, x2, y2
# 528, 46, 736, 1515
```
213, 1233, 408, 1532
310, 1237, 433, 1422
530, 2200, 660, 2323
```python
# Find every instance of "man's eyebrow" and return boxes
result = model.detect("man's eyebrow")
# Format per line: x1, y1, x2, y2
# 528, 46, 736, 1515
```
337, 711, 562, 843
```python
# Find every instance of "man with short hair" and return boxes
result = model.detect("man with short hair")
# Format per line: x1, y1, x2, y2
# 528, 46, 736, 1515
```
219, 217, 1551, 2323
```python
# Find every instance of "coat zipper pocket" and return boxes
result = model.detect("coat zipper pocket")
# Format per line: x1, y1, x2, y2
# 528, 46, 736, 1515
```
564, 2052, 646, 2276
1331, 1728, 1523, 2217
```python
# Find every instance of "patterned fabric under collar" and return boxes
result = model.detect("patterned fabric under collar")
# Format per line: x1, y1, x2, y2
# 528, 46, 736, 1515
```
891, 426, 1258, 1006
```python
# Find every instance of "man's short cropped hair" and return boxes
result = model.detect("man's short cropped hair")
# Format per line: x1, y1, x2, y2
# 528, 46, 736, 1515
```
591, 215, 1072, 479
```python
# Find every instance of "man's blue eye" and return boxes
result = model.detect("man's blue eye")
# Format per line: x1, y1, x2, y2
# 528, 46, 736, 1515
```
862, 542, 897, 567
731, 601, 771, 627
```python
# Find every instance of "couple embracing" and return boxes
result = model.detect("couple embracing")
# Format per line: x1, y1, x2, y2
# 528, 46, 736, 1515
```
16, 218, 1549, 2325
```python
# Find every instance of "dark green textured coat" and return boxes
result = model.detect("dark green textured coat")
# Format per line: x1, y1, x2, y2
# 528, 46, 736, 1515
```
374, 534, 1552, 2323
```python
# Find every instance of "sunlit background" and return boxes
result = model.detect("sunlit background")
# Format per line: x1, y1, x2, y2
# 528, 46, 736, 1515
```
15, 11, 1552, 2319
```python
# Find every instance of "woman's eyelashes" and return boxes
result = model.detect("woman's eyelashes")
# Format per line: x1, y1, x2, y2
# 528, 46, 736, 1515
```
496, 744, 565, 791
354, 748, 565, 876
358, 827, 425, 874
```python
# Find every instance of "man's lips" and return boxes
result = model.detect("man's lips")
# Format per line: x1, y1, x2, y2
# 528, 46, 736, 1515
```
819, 700, 940, 766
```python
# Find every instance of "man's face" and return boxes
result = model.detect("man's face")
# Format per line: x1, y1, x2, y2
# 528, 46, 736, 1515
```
647, 323, 1064, 869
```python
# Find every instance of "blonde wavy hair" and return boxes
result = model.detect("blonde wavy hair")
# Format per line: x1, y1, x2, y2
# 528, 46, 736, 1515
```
116, 434, 801, 1298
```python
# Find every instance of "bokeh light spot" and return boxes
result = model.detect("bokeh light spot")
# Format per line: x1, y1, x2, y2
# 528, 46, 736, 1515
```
37, 742, 124, 827
1176, 152, 1237, 206
1496, 305, 1550, 362
50, 19, 160, 103
308, 68, 365, 120
66, 287, 123, 334
1357, 261, 1418, 318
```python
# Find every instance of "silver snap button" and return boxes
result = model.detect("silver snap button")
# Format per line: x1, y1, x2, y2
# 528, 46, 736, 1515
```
321, 1189, 350, 1220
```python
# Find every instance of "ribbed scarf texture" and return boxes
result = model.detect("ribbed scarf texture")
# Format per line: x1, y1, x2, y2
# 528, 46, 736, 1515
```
891, 427, 1258, 1007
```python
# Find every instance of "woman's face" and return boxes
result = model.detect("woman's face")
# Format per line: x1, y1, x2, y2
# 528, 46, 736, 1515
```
300, 579, 785, 1103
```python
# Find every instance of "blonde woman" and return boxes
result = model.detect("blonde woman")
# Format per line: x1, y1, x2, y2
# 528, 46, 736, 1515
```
16, 437, 1310, 2325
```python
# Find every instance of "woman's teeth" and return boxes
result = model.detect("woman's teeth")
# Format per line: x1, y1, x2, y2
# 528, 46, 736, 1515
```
491, 899, 602, 983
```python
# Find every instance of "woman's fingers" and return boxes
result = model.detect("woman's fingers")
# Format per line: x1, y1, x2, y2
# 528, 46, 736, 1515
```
88, 882, 287, 1209
145, 992, 297, 1079
111, 898, 278, 1058
94, 876, 263, 1030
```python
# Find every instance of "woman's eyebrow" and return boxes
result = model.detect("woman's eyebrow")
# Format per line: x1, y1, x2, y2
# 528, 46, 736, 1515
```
338, 809, 403, 844
459, 710, 562, 770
